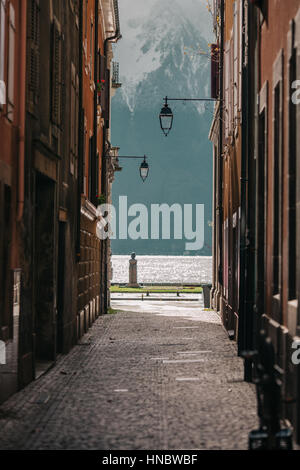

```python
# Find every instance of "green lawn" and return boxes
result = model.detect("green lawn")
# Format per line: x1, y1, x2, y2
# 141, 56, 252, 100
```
110, 285, 202, 294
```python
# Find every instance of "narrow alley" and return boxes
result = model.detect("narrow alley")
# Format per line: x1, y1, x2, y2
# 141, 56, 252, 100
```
0, 296, 257, 450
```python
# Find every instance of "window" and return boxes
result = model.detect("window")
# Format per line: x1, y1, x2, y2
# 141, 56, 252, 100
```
288, 22, 296, 300
224, 41, 230, 138
83, 0, 87, 56
0, 182, 12, 339
238, 0, 243, 115
257, 108, 266, 312
272, 52, 283, 299
51, 19, 62, 127
88, 136, 93, 201
28, 0, 40, 110
273, 81, 283, 297
84, 0, 88, 40
233, 0, 239, 125
70, 63, 79, 176
90, 18, 94, 81
0, 0, 6, 96
70, 0, 78, 16
210, 44, 219, 99
82, 118, 87, 195
7, 2, 15, 120
95, 152, 99, 202
273, 84, 280, 295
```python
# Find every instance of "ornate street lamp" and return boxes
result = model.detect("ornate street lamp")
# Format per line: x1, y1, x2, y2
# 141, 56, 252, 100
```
106, 153, 150, 182
159, 96, 218, 137
139, 156, 149, 182
159, 97, 174, 136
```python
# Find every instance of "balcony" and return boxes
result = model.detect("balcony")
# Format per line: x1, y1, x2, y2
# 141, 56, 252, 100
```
112, 62, 122, 89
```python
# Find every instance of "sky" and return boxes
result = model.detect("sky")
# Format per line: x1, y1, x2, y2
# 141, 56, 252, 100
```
114, 0, 214, 92
117, 0, 213, 41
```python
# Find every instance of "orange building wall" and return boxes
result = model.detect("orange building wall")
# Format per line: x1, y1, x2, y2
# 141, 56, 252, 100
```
260, 0, 300, 324
82, 0, 106, 199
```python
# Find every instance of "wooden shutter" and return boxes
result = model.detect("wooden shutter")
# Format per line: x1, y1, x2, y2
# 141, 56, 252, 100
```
51, 19, 62, 126
0, 183, 12, 338
105, 69, 110, 126
228, 38, 233, 135
224, 41, 230, 138
95, 153, 99, 199
28, 0, 40, 108
70, 64, 79, 177
7, 2, 15, 120
88, 136, 93, 201
211, 44, 219, 99
100, 54, 106, 113
238, 0, 243, 115
75, 75, 79, 159
70, 63, 76, 174
233, 1, 239, 125
0, 0, 6, 84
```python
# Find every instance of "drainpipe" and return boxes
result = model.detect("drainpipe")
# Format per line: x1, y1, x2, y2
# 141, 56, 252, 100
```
101, 0, 121, 313
244, 2, 257, 381
17, 0, 27, 221
76, 0, 84, 261
92, 0, 99, 207
238, 0, 247, 357
238, 1, 254, 384
101, 1, 121, 195
217, 0, 224, 301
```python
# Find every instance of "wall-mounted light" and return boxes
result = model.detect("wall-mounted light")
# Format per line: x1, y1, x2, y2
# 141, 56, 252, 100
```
159, 96, 218, 137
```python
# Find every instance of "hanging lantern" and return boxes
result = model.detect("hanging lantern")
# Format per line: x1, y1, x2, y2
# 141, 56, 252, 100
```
139, 156, 149, 182
159, 97, 173, 136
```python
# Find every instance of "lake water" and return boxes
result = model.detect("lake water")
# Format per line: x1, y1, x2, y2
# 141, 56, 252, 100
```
112, 255, 212, 285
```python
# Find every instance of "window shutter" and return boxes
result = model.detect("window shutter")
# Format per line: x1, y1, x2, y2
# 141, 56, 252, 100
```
0, 0, 6, 83
89, 19, 94, 81
233, 1, 239, 124
100, 55, 106, 113
70, 64, 79, 177
7, 2, 15, 119
224, 41, 230, 138
105, 69, 110, 126
75, 74, 79, 158
28, 0, 40, 107
70, 64, 75, 174
95, 153, 99, 199
228, 39, 233, 135
51, 19, 62, 127
238, 0, 243, 115
211, 44, 219, 99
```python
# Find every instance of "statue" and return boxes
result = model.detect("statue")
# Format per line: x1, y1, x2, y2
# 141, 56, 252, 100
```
128, 252, 139, 288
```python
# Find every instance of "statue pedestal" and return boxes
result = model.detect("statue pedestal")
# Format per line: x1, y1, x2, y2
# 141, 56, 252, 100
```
127, 256, 140, 288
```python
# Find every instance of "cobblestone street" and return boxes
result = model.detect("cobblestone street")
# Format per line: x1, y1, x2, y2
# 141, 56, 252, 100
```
0, 298, 258, 450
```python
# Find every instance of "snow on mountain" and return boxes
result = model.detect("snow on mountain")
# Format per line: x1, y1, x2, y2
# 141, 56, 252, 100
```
114, 0, 214, 113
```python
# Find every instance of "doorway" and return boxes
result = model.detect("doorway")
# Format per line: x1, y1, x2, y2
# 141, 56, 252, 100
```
57, 221, 66, 354
34, 172, 56, 376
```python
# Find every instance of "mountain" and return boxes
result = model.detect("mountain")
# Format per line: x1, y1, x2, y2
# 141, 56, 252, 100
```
111, 0, 214, 256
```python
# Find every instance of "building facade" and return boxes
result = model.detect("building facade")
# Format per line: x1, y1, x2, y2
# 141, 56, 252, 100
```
210, 0, 243, 339
0, 0, 26, 403
256, 0, 300, 442
210, 0, 300, 442
77, 0, 121, 335
0, 0, 121, 404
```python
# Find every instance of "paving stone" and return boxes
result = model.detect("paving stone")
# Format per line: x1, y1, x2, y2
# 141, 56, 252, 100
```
0, 303, 258, 450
